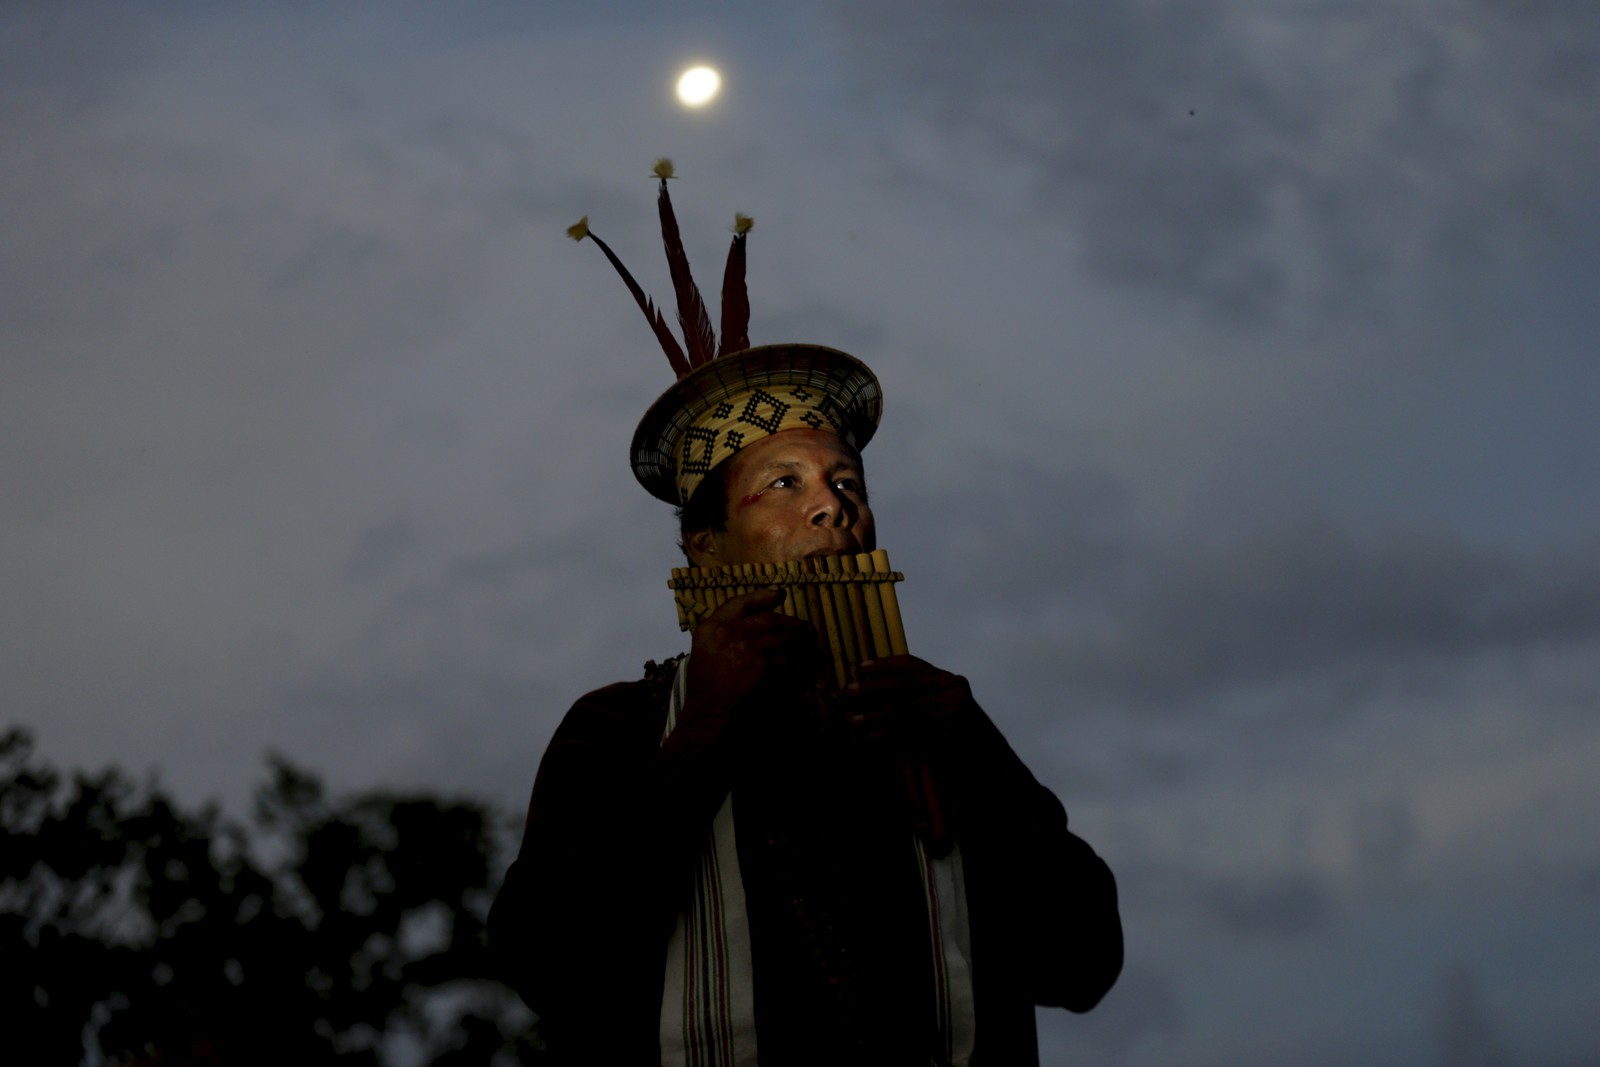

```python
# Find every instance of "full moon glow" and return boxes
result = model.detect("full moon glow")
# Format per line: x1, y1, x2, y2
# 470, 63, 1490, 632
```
676, 66, 721, 107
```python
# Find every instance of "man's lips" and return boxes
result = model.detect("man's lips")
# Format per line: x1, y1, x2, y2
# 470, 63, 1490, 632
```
802, 542, 863, 559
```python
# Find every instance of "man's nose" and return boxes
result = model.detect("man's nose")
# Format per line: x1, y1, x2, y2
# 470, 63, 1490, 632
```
809, 484, 850, 528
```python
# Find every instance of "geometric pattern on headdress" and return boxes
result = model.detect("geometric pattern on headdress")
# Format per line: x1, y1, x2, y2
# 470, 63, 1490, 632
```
631, 343, 883, 505
568, 162, 884, 505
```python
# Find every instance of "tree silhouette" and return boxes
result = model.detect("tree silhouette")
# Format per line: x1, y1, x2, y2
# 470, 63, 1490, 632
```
1, 728, 541, 1065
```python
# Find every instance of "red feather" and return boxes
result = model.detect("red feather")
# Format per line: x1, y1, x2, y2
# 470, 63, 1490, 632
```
586, 229, 690, 378
657, 178, 718, 368
718, 231, 750, 357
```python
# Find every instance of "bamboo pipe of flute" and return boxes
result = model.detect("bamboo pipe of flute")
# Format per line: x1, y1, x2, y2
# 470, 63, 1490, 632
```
854, 551, 893, 661
871, 548, 909, 655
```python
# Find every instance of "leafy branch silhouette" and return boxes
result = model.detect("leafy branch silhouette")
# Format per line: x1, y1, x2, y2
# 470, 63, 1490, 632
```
1, 728, 542, 1066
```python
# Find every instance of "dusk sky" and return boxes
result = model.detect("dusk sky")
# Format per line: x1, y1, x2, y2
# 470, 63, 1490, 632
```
5, 2, 1598, 1063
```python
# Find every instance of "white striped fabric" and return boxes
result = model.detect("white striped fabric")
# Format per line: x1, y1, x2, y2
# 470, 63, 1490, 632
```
659, 658, 975, 1066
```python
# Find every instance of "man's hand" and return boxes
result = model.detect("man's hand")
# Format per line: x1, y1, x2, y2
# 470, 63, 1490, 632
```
835, 655, 977, 856
836, 655, 976, 758
683, 587, 821, 730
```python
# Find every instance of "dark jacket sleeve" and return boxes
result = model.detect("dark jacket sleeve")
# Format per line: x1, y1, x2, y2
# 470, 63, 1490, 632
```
488, 670, 731, 1059
942, 695, 1123, 1016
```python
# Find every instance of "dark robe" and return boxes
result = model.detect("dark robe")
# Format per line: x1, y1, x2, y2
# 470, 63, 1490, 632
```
489, 658, 1121, 1065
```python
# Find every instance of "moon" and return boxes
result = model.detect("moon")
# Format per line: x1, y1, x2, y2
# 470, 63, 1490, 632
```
676, 66, 721, 107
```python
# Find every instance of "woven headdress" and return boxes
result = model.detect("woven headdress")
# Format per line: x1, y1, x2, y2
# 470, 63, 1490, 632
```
570, 159, 882, 506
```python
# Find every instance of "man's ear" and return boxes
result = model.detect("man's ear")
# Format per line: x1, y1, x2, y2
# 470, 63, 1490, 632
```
684, 527, 721, 568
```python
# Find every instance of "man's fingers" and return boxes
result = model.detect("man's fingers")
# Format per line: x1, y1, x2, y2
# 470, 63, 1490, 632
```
708, 586, 788, 620
695, 609, 819, 662
736, 628, 815, 657
854, 654, 931, 679
703, 604, 816, 644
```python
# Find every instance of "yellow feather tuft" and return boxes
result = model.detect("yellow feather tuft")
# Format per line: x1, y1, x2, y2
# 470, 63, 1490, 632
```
733, 213, 754, 234
652, 158, 676, 180
566, 216, 590, 241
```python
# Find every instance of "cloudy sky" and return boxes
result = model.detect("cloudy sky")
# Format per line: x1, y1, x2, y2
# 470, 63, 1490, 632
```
5, 1, 1598, 1063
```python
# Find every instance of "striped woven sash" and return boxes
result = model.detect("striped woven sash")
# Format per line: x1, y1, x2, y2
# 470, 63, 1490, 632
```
659, 658, 976, 1066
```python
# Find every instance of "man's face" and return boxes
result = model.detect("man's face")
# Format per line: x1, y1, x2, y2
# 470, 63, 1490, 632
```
686, 428, 876, 567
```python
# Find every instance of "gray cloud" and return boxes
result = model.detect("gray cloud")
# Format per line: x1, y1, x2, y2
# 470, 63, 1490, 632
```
1194, 871, 1337, 937
894, 456, 1132, 609
826, 0, 1600, 320
894, 476, 1600, 731
1433, 964, 1511, 1067
1570, 861, 1600, 903
1039, 964, 1186, 1065
1351, 795, 1417, 879
0, 3, 154, 131
1028, 519, 1600, 711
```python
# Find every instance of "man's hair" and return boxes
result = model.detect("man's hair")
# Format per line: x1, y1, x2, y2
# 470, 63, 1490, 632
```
674, 462, 729, 560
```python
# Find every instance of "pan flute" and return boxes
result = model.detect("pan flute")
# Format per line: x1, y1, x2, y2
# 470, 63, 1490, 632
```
669, 548, 908, 689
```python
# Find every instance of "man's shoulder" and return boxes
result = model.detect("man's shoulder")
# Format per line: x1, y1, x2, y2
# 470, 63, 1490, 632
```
579, 655, 683, 705
554, 655, 684, 744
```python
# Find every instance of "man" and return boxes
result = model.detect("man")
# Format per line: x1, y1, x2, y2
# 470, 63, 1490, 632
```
489, 168, 1121, 1065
